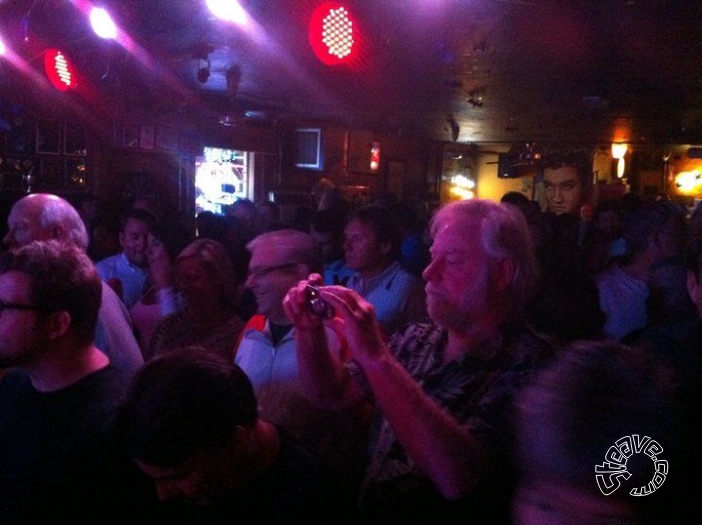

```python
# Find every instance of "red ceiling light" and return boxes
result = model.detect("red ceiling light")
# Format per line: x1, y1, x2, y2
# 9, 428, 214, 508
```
44, 49, 77, 91
309, 2, 356, 65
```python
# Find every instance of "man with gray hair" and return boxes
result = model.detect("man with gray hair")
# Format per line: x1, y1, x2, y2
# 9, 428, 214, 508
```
284, 199, 554, 522
4, 193, 143, 375
235, 229, 370, 489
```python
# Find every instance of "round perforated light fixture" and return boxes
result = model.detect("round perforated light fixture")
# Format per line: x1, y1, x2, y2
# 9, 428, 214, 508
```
44, 49, 77, 91
309, 2, 355, 65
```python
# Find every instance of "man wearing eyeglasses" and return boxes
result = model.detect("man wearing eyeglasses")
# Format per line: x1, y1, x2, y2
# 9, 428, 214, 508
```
3, 193, 143, 376
0, 240, 130, 521
234, 229, 370, 489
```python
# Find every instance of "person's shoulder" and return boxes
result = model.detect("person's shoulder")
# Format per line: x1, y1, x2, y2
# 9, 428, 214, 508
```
94, 253, 122, 273
99, 279, 124, 305
69, 365, 131, 406
240, 314, 268, 336
389, 263, 423, 288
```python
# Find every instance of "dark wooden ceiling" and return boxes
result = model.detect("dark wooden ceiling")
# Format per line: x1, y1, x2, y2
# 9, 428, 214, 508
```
2, 0, 702, 146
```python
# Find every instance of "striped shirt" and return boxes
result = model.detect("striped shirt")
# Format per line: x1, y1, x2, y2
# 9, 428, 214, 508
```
347, 261, 428, 337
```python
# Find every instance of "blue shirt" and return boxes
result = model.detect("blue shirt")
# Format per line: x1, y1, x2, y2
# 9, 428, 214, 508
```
322, 258, 355, 286
95, 252, 148, 309
347, 261, 428, 337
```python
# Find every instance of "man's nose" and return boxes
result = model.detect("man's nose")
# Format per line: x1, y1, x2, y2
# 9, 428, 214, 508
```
422, 258, 439, 281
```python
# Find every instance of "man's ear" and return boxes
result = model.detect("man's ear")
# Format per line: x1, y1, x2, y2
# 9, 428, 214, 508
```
494, 258, 514, 292
50, 223, 68, 242
47, 311, 71, 340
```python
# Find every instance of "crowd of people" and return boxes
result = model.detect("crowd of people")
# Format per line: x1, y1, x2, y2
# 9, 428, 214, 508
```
0, 151, 699, 523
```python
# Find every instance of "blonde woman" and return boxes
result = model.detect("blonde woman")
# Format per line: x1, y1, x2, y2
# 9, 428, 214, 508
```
150, 238, 244, 360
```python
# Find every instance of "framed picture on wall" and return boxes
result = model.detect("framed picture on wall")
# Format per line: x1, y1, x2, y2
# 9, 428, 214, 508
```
293, 128, 322, 169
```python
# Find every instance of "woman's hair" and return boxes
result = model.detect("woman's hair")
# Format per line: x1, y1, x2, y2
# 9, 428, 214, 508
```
176, 238, 239, 307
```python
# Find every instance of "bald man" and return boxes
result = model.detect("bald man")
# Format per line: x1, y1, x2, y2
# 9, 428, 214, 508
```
4, 193, 143, 375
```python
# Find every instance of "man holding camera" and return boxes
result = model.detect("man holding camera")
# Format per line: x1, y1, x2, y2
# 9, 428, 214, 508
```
284, 199, 554, 523
235, 229, 370, 490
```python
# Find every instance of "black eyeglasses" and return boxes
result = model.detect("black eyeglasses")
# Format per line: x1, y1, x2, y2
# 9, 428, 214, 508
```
0, 300, 52, 315
247, 262, 299, 280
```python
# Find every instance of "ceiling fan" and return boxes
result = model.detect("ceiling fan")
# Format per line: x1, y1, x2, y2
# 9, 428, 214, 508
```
216, 65, 283, 127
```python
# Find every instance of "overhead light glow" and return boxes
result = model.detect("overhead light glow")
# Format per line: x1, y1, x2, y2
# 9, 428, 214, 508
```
450, 187, 475, 200
675, 170, 702, 193
450, 174, 475, 200
90, 7, 117, 39
611, 143, 628, 178
206, 0, 248, 25
309, 3, 356, 65
451, 174, 475, 189
44, 49, 77, 91
611, 143, 628, 159
0, 38, 6, 56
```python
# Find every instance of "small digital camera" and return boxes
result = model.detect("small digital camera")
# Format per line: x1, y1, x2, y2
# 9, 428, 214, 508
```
306, 284, 334, 319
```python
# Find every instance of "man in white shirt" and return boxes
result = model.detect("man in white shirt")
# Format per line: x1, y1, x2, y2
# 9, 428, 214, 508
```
235, 229, 369, 486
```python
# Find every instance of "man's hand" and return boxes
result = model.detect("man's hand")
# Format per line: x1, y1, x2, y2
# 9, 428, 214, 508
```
317, 285, 389, 368
283, 273, 328, 331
